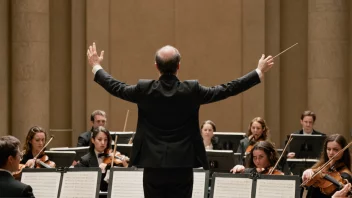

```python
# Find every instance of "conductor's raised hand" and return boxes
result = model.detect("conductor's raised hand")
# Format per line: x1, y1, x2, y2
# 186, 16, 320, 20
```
87, 42, 104, 67
257, 54, 274, 73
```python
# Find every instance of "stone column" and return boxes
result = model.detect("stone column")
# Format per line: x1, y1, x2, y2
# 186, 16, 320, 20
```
11, 0, 50, 142
308, 0, 349, 136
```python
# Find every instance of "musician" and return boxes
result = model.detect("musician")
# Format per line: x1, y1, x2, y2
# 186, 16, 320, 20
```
75, 126, 128, 192
236, 117, 270, 155
0, 136, 34, 197
332, 183, 351, 198
230, 140, 283, 175
301, 134, 352, 198
77, 110, 107, 146
287, 110, 325, 158
21, 126, 54, 168
200, 120, 218, 150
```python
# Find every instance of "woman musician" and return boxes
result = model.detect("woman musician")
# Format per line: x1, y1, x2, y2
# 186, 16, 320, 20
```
301, 134, 352, 198
21, 126, 55, 168
230, 140, 284, 175
237, 117, 270, 157
74, 126, 129, 192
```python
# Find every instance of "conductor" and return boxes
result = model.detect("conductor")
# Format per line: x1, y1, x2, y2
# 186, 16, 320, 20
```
87, 43, 274, 198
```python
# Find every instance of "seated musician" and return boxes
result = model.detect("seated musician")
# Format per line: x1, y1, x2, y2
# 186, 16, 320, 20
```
74, 126, 128, 192
21, 126, 55, 168
230, 140, 283, 175
236, 117, 270, 155
200, 120, 218, 150
0, 136, 34, 197
301, 134, 351, 198
287, 110, 325, 159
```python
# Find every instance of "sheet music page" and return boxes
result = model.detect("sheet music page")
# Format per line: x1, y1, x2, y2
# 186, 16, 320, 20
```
192, 172, 206, 198
213, 177, 252, 198
59, 171, 98, 198
110, 171, 144, 198
21, 172, 61, 198
256, 179, 295, 198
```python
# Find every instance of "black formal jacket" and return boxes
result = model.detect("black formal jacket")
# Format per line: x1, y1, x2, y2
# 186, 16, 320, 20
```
77, 128, 94, 147
94, 69, 261, 169
293, 129, 325, 135
0, 170, 34, 198
74, 150, 108, 191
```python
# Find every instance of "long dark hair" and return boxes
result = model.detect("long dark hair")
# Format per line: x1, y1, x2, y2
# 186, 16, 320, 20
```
89, 126, 112, 153
23, 126, 47, 155
312, 134, 351, 170
246, 141, 278, 168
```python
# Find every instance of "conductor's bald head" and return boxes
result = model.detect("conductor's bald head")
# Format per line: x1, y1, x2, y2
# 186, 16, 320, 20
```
155, 45, 181, 75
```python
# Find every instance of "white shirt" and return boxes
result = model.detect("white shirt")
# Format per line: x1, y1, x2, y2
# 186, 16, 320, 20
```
94, 149, 105, 165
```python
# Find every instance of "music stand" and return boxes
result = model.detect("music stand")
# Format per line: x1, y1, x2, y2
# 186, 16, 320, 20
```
45, 151, 76, 168
213, 132, 245, 152
50, 146, 89, 161
109, 131, 134, 144
206, 150, 234, 173
115, 144, 133, 158
288, 134, 326, 159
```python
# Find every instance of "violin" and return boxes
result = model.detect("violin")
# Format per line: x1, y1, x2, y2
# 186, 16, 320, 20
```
301, 141, 352, 195
245, 135, 264, 154
12, 136, 55, 180
258, 167, 284, 175
102, 149, 129, 167
304, 163, 352, 195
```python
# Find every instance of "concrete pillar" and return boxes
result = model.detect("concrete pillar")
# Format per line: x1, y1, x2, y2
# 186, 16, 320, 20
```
308, 0, 349, 136
11, 0, 50, 142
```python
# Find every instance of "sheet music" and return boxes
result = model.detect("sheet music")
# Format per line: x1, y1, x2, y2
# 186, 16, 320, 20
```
213, 177, 252, 198
192, 172, 206, 198
60, 171, 98, 198
110, 171, 144, 198
256, 179, 295, 198
21, 172, 61, 198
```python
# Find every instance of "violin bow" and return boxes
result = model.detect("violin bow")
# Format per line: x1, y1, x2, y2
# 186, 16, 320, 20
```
301, 141, 352, 187
111, 110, 129, 167
268, 135, 293, 175
31, 135, 54, 168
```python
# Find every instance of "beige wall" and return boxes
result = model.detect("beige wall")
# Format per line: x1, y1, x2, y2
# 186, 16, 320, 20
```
1, 0, 351, 148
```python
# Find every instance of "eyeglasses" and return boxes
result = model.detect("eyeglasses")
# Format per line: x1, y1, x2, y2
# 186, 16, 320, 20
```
17, 152, 23, 161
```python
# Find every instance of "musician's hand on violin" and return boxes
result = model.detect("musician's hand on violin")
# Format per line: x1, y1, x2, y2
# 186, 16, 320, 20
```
302, 169, 314, 181
25, 159, 35, 168
99, 163, 107, 173
230, 165, 245, 174
332, 183, 351, 198
287, 152, 295, 159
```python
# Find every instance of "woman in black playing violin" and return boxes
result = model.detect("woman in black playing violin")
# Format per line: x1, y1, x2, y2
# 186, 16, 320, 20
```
230, 140, 283, 175
302, 134, 352, 198
74, 126, 128, 192
236, 117, 270, 156
21, 126, 55, 168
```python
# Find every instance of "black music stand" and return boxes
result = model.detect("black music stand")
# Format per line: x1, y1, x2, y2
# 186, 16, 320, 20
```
288, 134, 326, 159
49, 146, 89, 162
213, 132, 245, 152
109, 131, 134, 144
206, 150, 234, 173
45, 151, 76, 168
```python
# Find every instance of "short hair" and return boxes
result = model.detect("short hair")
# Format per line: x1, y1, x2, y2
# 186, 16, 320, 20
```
89, 126, 112, 153
23, 126, 47, 155
0, 136, 21, 168
300, 110, 316, 122
155, 47, 181, 74
200, 120, 217, 132
246, 117, 270, 140
90, 110, 107, 122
